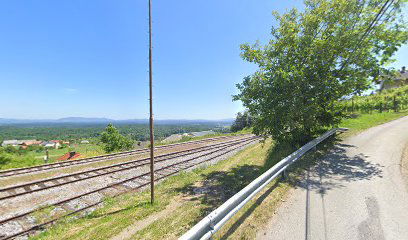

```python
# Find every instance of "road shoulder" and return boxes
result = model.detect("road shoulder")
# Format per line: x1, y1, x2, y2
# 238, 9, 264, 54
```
401, 143, 408, 193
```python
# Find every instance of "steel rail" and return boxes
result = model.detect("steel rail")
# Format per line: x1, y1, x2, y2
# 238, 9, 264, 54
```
0, 134, 249, 178
0, 136, 258, 201
180, 128, 348, 240
0, 138, 259, 240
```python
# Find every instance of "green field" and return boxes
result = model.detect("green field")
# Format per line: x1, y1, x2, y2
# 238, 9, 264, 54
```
0, 143, 104, 170
340, 111, 408, 137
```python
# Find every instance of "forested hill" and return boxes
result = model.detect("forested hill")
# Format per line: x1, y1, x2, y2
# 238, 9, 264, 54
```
0, 122, 231, 142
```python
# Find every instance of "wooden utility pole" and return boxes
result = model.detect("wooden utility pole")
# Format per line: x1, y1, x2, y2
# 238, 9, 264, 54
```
148, 0, 155, 204
45, 148, 49, 163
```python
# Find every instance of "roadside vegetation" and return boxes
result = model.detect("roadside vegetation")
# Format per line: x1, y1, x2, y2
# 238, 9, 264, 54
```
341, 111, 407, 137
338, 85, 408, 136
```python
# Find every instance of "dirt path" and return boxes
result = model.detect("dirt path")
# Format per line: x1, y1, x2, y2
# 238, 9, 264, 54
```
257, 116, 408, 240
110, 198, 184, 240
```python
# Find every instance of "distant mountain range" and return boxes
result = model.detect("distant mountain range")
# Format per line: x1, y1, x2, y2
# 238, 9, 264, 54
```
0, 117, 234, 125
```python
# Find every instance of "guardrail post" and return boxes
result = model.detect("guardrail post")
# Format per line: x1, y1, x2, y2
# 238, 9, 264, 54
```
281, 169, 287, 180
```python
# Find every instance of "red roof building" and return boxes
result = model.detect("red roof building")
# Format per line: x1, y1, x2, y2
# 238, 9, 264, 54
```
57, 152, 81, 161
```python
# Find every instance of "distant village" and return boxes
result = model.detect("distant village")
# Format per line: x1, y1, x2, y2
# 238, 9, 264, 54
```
1, 139, 90, 149
1, 139, 92, 161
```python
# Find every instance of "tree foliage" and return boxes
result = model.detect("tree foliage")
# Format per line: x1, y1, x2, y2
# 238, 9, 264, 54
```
234, 0, 407, 143
0, 153, 12, 167
100, 124, 134, 153
231, 111, 253, 132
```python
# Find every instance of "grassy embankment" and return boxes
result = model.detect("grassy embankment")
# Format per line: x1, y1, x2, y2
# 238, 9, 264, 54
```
340, 111, 407, 138
155, 129, 252, 146
31, 108, 406, 240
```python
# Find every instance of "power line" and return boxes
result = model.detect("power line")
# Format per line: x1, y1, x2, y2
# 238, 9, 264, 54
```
338, 0, 394, 73
148, 0, 155, 204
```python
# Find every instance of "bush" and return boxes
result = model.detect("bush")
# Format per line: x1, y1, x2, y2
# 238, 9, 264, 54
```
100, 124, 135, 153
4, 145, 18, 154
0, 153, 12, 168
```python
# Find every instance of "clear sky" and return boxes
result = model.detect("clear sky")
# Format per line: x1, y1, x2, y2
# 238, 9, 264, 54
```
0, 1, 406, 120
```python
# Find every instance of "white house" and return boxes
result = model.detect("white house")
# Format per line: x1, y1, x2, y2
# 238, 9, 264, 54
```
1, 140, 22, 147
41, 141, 60, 149
1, 140, 37, 147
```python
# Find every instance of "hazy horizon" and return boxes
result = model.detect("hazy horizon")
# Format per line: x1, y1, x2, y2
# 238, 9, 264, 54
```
0, 116, 235, 122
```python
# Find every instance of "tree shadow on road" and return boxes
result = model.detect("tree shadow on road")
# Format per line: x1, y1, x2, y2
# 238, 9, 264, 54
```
286, 136, 384, 240
289, 136, 384, 194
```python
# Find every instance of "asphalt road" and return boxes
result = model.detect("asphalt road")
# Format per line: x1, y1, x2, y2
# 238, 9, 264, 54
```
257, 116, 408, 240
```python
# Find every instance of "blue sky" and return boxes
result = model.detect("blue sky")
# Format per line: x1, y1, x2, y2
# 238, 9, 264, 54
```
0, 1, 406, 120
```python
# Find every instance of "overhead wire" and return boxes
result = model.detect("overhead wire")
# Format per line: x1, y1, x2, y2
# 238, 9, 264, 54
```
337, 0, 395, 73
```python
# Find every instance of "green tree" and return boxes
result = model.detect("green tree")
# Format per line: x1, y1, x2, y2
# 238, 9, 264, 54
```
234, 0, 407, 143
100, 124, 134, 153
4, 145, 17, 154
0, 153, 12, 168
231, 111, 253, 132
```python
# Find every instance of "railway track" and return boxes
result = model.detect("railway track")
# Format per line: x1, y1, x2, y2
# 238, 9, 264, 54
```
0, 136, 259, 240
0, 134, 249, 178
0, 136, 257, 201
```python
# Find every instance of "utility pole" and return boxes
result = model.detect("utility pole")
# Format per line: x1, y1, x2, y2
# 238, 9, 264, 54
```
45, 148, 49, 163
148, 0, 155, 204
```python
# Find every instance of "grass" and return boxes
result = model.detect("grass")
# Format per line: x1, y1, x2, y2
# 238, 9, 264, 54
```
340, 110, 407, 138
29, 111, 407, 240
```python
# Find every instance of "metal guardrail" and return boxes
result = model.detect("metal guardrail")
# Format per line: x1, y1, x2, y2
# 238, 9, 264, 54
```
180, 128, 348, 240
